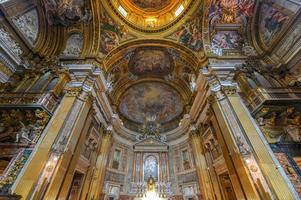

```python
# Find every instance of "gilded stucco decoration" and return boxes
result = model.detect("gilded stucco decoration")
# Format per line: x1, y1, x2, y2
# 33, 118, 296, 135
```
131, 0, 171, 11
0, 109, 50, 192
106, 0, 196, 32
256, 106, 301, 143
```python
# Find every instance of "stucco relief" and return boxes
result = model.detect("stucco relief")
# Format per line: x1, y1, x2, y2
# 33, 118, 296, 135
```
12, 9, 39, 45
62, 33, 83, 57
0, 27, 23, 61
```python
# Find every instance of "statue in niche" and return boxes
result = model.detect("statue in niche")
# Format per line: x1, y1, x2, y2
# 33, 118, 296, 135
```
182, 150, 191, 170
43, 0, 91, 26
112, 149, 121, 170
147, 175, 155, 192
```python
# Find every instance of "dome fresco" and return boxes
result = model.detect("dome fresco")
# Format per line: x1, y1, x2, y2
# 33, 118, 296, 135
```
119, 82, 183, 124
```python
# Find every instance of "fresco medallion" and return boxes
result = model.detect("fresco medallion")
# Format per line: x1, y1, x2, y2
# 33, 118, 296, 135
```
119, 82, 183, 124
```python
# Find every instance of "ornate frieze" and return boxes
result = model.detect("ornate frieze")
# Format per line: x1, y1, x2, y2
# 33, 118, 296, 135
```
12, 9, 39, 45
0, 27, 23, 63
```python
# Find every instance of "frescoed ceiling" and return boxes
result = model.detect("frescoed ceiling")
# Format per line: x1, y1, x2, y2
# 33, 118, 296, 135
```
130, 0, 171, 11
105, 43, 197, 133
119, 82, 183, 124
1, 0, 300, 138
107, 0, 196, 32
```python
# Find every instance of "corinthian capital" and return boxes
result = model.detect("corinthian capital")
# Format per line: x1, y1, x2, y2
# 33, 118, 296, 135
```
189, 124, 200, 137
103, 125, 113, 138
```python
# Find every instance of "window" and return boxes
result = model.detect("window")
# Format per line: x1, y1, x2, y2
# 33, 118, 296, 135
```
112, 149, 121, 170
182, 150, 191, 170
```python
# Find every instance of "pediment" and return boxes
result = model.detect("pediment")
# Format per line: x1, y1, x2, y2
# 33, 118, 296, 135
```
134, 137, 168, 152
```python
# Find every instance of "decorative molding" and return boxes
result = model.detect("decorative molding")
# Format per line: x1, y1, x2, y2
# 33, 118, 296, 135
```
0, 27, 23, 64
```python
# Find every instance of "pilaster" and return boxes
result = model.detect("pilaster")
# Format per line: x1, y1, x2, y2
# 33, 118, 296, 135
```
87, 127, 113, 200
189, 126, 215, 200
207, 73, 299, 199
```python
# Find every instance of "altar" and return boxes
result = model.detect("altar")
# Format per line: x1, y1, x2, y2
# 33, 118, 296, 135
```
130, 136, 172, 199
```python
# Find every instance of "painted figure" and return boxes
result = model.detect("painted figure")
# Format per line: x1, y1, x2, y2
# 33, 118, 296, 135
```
132, 0, 170, 10
212, 31, 243, 50
260, 2, 289, 44
173, 16, 203, 51
43, 0, 91, 26
99, 12, 128, 56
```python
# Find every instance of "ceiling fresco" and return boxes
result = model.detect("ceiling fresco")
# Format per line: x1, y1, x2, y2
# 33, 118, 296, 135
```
118, 82, 183, 124
209, 0, 255, 25
168, 6, 203, 52
131, 0, 171, 11
128, 47, 173, 76
258, 0, 295, 47
211, 31, 243, 50
99, 8, 134, 58
106, 0, 195, 32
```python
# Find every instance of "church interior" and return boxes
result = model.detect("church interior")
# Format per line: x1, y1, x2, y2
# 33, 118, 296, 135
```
0, 0, 301, 199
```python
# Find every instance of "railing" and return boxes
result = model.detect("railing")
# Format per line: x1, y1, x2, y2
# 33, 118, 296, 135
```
130, 182, 172, 197
245, 88, 301, 113
0, 92, 59, 113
